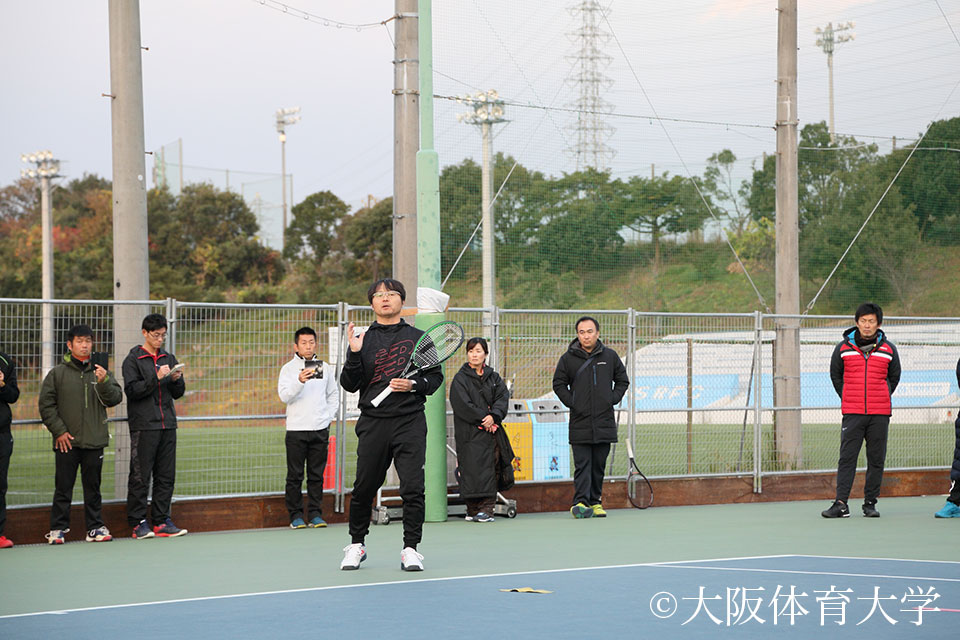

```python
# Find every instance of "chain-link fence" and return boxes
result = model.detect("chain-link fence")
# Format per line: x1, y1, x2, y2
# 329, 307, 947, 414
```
2, 298, 957, 511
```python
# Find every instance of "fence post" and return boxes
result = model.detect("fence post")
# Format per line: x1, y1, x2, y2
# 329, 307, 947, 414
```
627, 308, 636, 471
686, 338, 693, 474
753, 310, 763, 493
335, 301, 347, 513
165, 297, 176, 355
490, 305, 500, 372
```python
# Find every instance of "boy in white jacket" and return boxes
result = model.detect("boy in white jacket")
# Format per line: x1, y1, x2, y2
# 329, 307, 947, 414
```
277, 327, 339, 528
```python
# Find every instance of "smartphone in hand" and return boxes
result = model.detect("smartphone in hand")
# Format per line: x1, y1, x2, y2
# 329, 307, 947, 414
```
303, 359, 323, 379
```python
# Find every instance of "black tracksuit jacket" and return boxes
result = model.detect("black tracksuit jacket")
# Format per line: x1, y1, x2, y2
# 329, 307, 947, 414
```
122, 345, 186, 431
339, 320, 443, 418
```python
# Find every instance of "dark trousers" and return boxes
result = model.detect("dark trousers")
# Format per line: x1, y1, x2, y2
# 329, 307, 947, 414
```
127, 429, 177, 526
835, 414, 890, 504
285, 430, 329, 521
465, 496, 495, 517
349, 412, 426, 549
0, 432, 11, 536
572, 442, 611, 506
51, 446, 105, 531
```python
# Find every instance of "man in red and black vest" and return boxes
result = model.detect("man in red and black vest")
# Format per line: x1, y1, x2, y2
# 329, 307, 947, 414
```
822, 302, 901, 518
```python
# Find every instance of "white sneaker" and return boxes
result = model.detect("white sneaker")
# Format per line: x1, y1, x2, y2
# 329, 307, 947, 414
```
400, 547, 424, 572
340, 543, 366, 570
85, 526, 113, 542
45, 528, 69, 545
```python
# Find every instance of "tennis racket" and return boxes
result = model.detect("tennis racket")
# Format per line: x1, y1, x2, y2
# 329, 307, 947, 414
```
625, 438, 653, 509
369, 321, 464, 407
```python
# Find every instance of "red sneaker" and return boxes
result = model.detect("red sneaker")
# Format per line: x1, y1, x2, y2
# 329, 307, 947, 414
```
0, 535, 13, 549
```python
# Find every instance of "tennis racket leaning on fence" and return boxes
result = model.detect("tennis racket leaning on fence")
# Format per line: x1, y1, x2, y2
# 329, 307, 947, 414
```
625, 438, 653, 509
369, 321, 465, 408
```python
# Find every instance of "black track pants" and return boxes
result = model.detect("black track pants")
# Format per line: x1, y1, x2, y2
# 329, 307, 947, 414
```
348, 412, 426, 549
835, 414, 889, 504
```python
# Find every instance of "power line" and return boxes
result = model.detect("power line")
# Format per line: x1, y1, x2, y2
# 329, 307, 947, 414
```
253, 0, 395, 31
434, 93, 774, 131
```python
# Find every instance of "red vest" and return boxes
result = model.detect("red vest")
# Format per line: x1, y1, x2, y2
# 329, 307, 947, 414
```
839, 339, 895, 415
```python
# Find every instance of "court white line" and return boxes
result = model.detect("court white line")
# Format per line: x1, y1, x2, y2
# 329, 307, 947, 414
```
647, 564, 960, 583
1, 554, 952, 620
791, 554, 960, 566
0, 555, 792, 620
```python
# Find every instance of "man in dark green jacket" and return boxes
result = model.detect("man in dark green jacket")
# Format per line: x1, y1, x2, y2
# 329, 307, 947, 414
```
39, 325, 122, 544
553, 316, 629, 519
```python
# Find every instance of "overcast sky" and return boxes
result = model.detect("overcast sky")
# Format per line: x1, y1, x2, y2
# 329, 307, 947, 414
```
2, 0, 959, 221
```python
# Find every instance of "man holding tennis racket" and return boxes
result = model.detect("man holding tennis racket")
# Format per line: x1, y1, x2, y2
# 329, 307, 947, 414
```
339, 279, 444, 571
553, 316, 629, 519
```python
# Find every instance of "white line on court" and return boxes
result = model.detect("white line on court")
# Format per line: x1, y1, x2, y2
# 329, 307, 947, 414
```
790, 554, 960, 566
646, 564, 960, 583
0, 554, 952, 620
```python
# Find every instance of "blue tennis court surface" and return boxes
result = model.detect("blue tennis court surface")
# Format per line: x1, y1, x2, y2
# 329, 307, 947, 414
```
2, 554, 956, 639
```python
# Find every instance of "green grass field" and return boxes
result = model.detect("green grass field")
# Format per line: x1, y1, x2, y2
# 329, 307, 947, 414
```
7, 420, 951, 509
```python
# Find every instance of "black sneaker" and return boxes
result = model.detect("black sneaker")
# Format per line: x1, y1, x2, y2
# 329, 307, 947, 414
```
821, 500, 850, 518
862, 503, 880, 518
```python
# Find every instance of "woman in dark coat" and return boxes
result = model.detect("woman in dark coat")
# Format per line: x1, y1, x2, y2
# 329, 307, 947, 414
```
450, 337, 509, 522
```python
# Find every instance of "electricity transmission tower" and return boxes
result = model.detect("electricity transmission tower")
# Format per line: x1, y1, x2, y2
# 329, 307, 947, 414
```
565, 0, 616, 171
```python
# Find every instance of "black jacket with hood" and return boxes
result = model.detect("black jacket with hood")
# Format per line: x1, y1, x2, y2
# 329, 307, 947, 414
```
450, 362, 510, 498
552, 338, 629, 445
122, 345, 186, 431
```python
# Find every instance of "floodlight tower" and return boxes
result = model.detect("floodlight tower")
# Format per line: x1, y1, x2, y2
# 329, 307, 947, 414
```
20, 150, 61, 375
457, 90, 506, 338
815, 22, 855, 144
276, 106, 301, 249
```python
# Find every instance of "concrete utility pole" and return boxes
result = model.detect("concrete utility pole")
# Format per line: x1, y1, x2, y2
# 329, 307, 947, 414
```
393, 0, 419, 290
109, 0, 151, 500
20, 151, 60, 377
775, 0, 802, 470
457, 90, 506, 339
276, 106, 300, 250
815, 22, 855, 144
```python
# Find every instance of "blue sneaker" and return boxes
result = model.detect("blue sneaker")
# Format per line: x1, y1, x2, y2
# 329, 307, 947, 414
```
153, 518, 188, 537
290, 517, 307, 529
934, 501, 960, 518
308, 516, 327, 528
132, 520, 154, 540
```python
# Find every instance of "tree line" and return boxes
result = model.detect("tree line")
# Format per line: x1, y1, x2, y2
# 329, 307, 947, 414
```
0, 117, 957, 312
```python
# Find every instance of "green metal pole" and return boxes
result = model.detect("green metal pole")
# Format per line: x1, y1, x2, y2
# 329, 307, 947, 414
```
417, 0, 447, 522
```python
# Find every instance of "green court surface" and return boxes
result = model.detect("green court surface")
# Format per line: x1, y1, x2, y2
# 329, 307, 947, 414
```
0, 495, 956, 623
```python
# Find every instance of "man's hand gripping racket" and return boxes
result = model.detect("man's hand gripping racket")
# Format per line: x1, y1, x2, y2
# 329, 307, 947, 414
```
625, 438, 654, 509
369, 321, 465, 408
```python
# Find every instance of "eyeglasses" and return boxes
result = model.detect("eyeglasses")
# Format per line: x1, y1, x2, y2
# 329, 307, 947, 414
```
371, 291, 401, 300
147, 331, 167, 340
